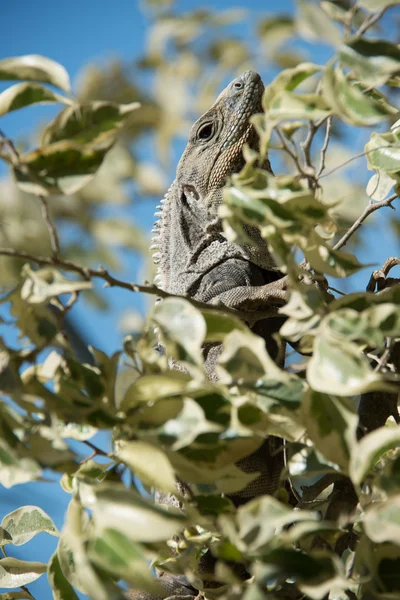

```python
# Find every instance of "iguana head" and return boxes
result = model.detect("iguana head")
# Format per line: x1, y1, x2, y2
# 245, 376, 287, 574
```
152, 71, 278, 300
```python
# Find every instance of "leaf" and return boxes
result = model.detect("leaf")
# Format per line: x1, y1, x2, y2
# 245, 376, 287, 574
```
13, 139, 111, 196
202, 309, 247, 342
0, 440, 41, 488
296, 0, 341, 45
47, 551, 79, 600
89, 529, 166, 595
0, 506, 58, 546
358, 0, 397, 8
0, 83, 69, 117
235, 495, 318, 553
307, 335, 388, 396
20, 266, 92, 304
300, 391, 358, 470
151, 298, 206, 366
349, 426, 400, 486
364, 495, 400, 545
0, 55, 71, 93
263, 62, 321, 110
366, 169, 396, 201
93, 485, 186, 542
323, 64, 396, 126
121, 371, 191, 411
115, 440, 177, 493
268, 91, 331, 121
0, 592, 34, 599
365, 129, 400, 182
339, 39, 400, 88
0, 558, 46, 588
41, 101, 140, 146
302, 231, 364, 278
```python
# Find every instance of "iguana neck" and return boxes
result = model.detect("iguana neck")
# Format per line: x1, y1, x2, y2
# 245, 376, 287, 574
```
152, 71, 276, 299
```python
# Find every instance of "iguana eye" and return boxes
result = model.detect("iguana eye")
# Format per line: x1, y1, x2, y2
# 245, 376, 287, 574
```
233, 80, 243, 90
197, 122, 214, 141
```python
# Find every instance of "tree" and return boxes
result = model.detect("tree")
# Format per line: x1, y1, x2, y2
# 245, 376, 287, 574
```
0, 1, 399, 598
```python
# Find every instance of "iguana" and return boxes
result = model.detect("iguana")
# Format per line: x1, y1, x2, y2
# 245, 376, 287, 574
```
125, 71, 287, 600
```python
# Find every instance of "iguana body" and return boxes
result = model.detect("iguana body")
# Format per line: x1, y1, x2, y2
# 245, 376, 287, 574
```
126, 71, 286, 600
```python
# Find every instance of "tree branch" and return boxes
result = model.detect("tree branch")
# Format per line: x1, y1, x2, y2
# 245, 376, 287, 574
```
0, 247, 283, 322
353, 3, 397, 38
333, 193, 397, 251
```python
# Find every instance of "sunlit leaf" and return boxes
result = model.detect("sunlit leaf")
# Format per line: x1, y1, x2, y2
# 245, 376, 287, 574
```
0, 83, 70, 117
0, 506, 58, 546
0, 55, 71, 93
116, 440, 177, 493
300, 391, 358, 470
93, 485, 186, 542
349, 426, 400, 486
0, 558, 46, 588
339, 39, 400, 88
47, 551, 79, 600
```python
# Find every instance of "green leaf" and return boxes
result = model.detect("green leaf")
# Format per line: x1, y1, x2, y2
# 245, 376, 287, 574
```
339, 39, 400, 88
13, 139, 111, 196
268, 91, 331, 121
47, 551, 79, 600
302, 231, 364, 278
366, 169, 396, 200
0, 55, 71, 93
115, 440, 177, 493
89, 529, 166, 595
263, 62, 321, 110
0, 558, 46, 588
41, 101, 140, 146
0, 83, 70, 117
235, 495, 317, 553
296, 0, 341, 45
20, 266, 92, 304
93, 485, 186, 542
307, 334, 387, 396
121, 371, 191, 411
300, 391, 358, 470
349, 426, 400, 486
151, 298, 205, 366
0, 506, 58, 546
358, 0, 397, 8
0, 440, 41, 488
365, 128, 400, 182
202, 308, 247, 342
323, 64, 396, 126
364, 495, 400, 545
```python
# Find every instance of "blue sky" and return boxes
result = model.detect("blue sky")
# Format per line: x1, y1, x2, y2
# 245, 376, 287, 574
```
0, 1, 398, 598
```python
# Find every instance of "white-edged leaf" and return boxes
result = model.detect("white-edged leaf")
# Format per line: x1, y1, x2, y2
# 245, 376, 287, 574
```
0, 558, 46, 588
0, 506, 58, 546
0, 55, 71, 93
115, 440, 177, 493
0, 83, 70, 117
349, 426, 400, 486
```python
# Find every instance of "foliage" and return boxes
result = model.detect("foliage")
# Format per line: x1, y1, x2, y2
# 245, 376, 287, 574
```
0, 1, 399, 599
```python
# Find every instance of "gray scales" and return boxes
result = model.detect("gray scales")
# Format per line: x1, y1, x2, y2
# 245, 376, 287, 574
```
125, 71, 288, 600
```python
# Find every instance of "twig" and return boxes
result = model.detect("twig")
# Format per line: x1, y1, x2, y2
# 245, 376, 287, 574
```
333, 194, 398, 251
37, 196, 60, 258
82, 440, 109, 458
344, 3, 358, 40
316, 116, 333, 178
353, 3, 397, 38
276, 127, 305, 176
318, 145, 390, 180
